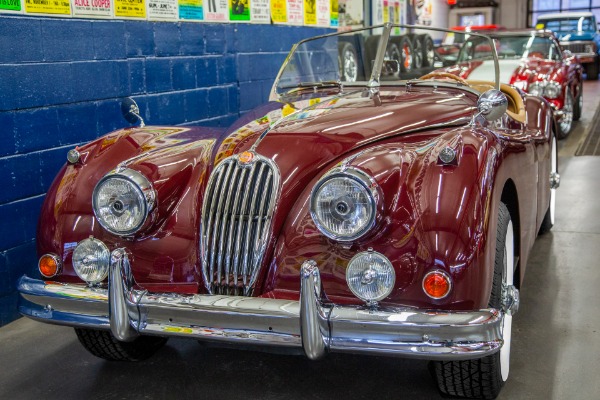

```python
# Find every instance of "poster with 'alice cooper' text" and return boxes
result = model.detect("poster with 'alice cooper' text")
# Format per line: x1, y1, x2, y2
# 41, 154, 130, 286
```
148, 0, 178, 19
204, 0, 228, 21
72, 0, 112, 18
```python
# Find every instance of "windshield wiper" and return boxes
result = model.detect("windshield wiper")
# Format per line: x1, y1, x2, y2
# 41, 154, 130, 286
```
281, 80, 343, 94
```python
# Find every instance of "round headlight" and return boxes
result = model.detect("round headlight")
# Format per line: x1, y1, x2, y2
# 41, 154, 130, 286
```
93, 168, 155, 235
72, 237, 110, 284
543, 82, 561, 99
528, 82, 543, 97
310, 168, 378, 241
346, 250, 395, 302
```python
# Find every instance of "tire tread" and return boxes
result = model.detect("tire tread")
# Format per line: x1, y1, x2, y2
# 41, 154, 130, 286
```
75, 328, 167, 362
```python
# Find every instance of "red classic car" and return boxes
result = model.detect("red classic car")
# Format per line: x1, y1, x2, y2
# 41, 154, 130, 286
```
442, 30, 584, 138
436, 25, 506, 63
19, 24, 559, 399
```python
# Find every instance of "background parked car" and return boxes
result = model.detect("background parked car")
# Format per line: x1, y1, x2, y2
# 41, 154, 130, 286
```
441, 30, 583, 138
536, 12, 600, 80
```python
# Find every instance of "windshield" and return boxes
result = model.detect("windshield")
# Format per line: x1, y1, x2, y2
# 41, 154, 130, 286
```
272, 24, 500, 98
458, 35, 561, 62
540, 17, 596, 33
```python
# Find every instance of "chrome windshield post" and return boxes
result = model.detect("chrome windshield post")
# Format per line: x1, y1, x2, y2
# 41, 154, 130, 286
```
368, 23, 393, 89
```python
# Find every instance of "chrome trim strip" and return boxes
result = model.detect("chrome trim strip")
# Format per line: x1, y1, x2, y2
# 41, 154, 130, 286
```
18, 257, 506, 360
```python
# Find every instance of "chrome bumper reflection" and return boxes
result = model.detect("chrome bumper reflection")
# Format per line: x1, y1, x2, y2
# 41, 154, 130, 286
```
18, 249, 504, 360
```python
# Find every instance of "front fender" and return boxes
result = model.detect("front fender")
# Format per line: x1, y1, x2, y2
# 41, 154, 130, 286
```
263, 127, 501, 311
37, 126, 224, 291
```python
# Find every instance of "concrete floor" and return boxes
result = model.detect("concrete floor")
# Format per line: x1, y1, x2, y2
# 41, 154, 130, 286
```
1, 82, 600, 400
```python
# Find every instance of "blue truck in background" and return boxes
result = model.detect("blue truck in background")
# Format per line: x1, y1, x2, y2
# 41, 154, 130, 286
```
537, 12, 600, 80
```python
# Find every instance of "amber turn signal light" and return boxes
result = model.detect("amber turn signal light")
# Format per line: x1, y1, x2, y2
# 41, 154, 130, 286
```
422, 270, 451, 299
39, 254, 62, 278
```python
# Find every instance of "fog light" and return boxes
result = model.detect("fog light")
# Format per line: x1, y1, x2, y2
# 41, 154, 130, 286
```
422, 270, 452, 299
39, 254, 62, 278
72, 237, 110, 284
346, 250, 395, 303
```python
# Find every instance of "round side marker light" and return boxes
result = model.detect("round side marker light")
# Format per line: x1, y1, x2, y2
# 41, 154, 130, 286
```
422, 270, 452, 299
39, 254, 62, 278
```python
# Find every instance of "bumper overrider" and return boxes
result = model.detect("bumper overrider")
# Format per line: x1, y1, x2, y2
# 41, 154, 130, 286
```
17, 249, 510, 361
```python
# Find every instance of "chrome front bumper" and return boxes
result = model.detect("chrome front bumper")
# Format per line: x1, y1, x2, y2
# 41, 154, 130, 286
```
18, 249, 506, 361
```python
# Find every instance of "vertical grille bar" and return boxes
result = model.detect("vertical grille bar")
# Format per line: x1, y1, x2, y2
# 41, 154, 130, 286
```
200, 154, 279, 296
242, 163, 266, 292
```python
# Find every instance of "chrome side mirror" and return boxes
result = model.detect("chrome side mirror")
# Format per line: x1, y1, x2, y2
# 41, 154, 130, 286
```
477, 89, 508, 121
121, 97, 145, 127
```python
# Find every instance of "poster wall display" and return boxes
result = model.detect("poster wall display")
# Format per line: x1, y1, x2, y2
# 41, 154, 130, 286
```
24, 0, 71, 15
270, 0, 286, 23
316, 0, 328, 26
228, 0, 249, 21
303, 0, 315, 25
0, 0, 22, 12
72, 0, 112, 18
114, 0, 146, 18
287, 0, 302, 25
251, 0, 269, 23
204, 0, 227, 21
178, 0, 202, 19
2, 0, 351, 28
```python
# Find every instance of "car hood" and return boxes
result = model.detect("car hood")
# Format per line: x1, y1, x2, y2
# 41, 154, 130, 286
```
220, 88, 476, 180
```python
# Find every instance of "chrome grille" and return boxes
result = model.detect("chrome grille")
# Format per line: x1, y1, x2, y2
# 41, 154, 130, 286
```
561, 42, 588, 54
200, 154, 279, 296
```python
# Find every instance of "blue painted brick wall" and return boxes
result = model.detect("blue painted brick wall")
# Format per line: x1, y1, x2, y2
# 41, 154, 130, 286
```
0, 14, 332, 326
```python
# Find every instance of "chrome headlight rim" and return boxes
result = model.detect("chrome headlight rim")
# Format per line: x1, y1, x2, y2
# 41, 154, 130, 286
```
72, 237, 111, 285
310, 166, 380, 242
528, 81, 544, 97
92, 168, 156, 236
346, 249, 396, 302
543, 81, 561, 99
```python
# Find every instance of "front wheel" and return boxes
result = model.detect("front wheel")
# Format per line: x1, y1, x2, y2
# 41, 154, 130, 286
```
75, 328, 168, 361
557, 91, 574, 139
431, 203, 515, 399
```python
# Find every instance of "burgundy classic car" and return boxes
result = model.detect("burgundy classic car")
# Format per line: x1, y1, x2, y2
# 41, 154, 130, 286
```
19, 24, 559, 399
442, 30, 583, 138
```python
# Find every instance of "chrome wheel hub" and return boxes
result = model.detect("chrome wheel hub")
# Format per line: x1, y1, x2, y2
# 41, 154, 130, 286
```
560, 93, 573, 134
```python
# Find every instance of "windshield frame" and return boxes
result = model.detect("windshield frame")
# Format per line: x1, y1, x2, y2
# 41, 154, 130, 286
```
457, 31, 561, 62
270, 23, 500, 101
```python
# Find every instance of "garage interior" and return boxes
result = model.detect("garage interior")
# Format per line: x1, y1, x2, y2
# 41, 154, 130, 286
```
2, 1, 600, 399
